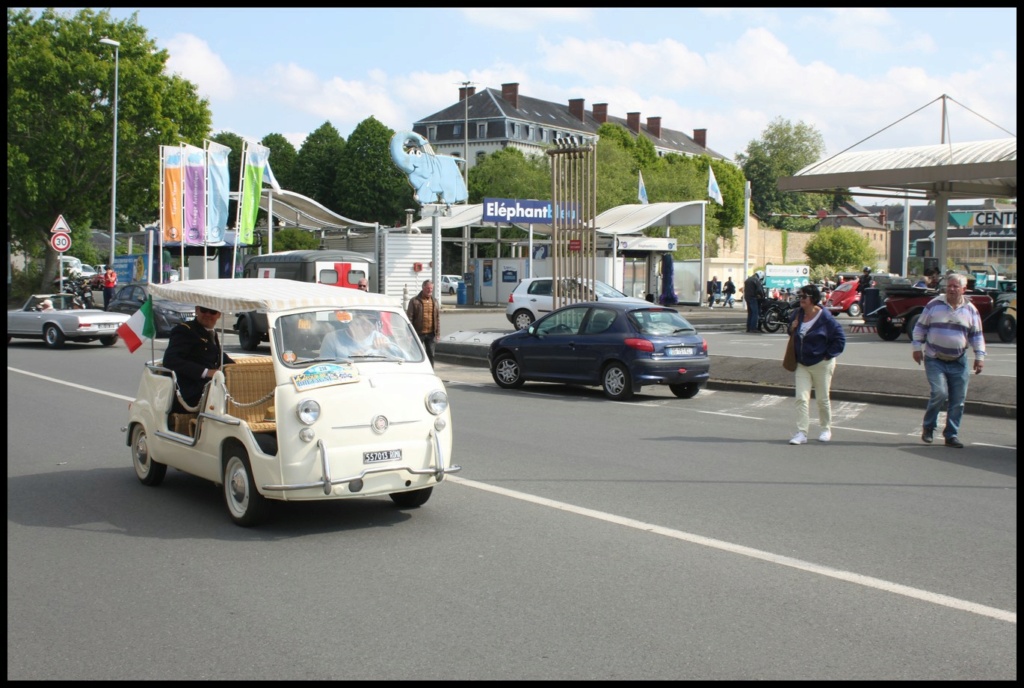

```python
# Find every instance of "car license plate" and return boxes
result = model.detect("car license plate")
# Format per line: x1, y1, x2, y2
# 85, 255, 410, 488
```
363, 449, 401, 464
666, 346, 694, 356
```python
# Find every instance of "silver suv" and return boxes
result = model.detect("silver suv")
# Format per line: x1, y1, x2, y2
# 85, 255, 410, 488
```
505, 277, 649, 330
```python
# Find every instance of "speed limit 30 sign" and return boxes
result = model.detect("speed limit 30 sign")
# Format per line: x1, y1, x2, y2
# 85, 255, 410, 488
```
51, 231, 72, 253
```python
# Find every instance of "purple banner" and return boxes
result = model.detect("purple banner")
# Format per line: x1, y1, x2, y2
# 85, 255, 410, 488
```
183, 146, 206, 244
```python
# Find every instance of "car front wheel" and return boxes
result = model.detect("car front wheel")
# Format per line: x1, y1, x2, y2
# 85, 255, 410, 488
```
997, 314, 1016, 342
848, 302, 862, 318
131, 424, 167, 486
602, 362, 634, 401
223, 446, 269, 527
876, 315, 901, 341
390, 487, 433, 508
491, 353, 525, 389
511, 309, 535, 330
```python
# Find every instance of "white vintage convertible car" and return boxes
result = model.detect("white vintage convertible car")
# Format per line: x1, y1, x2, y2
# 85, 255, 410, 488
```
7, 293, 130, 348
125, 278, 459, 526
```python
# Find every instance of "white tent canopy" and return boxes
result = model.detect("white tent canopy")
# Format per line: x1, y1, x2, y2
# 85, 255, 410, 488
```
149, 278, 398, 314
259, 189, 377, 231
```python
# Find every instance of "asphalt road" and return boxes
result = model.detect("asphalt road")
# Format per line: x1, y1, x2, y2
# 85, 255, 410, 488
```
6, 338, 1017, 680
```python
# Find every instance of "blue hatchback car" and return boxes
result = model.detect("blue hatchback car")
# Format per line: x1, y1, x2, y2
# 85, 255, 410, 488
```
488, 301, 710, 401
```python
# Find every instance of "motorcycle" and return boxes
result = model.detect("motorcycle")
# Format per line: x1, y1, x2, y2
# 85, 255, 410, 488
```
758, 296, 796, 333
61, 276, 96, 309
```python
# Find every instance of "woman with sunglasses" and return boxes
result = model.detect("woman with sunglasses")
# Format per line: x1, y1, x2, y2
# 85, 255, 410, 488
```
163, 304, 235, 413
787, 284, 846, 445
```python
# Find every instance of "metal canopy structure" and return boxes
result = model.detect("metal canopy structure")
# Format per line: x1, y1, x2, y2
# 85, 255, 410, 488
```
410, 201, 706, 235
258, 189, 376, 231
777, 138, 1016, 202
777, 137, 1017, 269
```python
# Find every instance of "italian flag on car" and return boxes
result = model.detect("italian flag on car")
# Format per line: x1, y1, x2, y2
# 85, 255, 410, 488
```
118, 297, 156, 353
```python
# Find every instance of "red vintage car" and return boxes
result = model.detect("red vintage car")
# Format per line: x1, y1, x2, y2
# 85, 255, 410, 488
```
875, 278, 1014, 343
823, 280, 863, 317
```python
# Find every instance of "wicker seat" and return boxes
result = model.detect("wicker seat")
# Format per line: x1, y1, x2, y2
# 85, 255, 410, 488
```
223, 357, 277, 433
170, 412, 198, 436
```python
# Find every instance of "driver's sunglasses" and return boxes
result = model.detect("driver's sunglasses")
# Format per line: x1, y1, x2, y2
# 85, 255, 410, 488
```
196, 306, 221, 316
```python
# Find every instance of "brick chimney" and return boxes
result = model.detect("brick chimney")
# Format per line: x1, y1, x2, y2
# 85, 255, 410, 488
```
627, 112, 641, 134
693, 128, 707, 149
501, 82, 519, 109
459, 85, 476, 101
647, 116, 662, 139
569, 98, 585, 122
593, 103, 608, 123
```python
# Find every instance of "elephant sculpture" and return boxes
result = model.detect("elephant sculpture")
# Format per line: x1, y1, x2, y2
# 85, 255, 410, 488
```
390, 131, 468, 206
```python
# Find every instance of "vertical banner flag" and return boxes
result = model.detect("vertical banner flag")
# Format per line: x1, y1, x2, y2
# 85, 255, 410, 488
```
182, 144, 207, 245
237, 141, 268, 246
708, 165, 724, 206
161, 146, 183, 242
638, 171, 649, 205
264, 157, 282, 193
205, 140, 230, 244
118, 296, 155, 353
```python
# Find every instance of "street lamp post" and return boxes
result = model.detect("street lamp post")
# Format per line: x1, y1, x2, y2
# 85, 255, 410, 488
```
99, 38, 120, 268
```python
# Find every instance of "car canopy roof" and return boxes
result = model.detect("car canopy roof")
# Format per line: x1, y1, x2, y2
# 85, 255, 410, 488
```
149, 278, 398, 314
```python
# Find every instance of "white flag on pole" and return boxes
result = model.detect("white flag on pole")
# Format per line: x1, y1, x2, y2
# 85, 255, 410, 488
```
638, 171, 649, 205
708, 165, 724, 206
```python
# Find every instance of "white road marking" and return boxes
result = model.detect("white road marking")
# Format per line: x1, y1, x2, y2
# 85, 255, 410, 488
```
449, 475, 1016, 625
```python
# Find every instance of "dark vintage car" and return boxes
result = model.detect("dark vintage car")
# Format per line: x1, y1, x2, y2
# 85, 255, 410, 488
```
488, 301, 710, 401
106, 283, 196, 337
875, 277, 1015, 343
7, 293, 130, 348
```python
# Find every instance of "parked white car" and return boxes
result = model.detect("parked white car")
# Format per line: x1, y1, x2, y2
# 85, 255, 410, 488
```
505, 277, 650, 330
126, 278, 459, 527
7, 293, 130, 348
439, 274, 462, 295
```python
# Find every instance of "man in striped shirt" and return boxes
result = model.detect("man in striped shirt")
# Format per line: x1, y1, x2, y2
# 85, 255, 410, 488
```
911, 273, 985, 448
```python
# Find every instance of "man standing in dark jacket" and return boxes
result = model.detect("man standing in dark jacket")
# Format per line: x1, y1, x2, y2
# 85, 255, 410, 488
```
406, 279, 440, 366
743, 270, 766, 332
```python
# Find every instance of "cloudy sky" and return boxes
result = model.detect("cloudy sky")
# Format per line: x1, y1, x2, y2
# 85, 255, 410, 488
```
96, 8, 1016, 162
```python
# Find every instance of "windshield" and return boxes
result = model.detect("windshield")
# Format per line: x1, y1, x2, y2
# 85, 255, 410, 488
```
593, 280, 628, 298
273, 308, 424, 366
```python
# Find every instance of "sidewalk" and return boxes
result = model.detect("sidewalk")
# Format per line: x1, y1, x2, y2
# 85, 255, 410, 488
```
435, 303, 1015, 420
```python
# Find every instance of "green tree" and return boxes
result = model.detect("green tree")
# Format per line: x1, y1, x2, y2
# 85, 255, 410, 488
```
293, 121, 345, 208
260, 133, 297, 191
335, 116, 413, 225
467, 147, 549, 202
270, 227, 319, 251
735, 117, 830, 232
803, 227, 875, 269
8, 8, 211, 289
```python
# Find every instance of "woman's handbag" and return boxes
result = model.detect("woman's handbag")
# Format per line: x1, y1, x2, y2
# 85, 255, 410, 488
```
783, 331, 798, 372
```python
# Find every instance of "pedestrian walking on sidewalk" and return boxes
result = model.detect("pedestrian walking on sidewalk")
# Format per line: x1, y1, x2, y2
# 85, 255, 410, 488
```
722, 277, 736, 307
911, 273, 985, 448
787, 284, 846, 445
706, 275, 721, 308
407, 279, 440, 367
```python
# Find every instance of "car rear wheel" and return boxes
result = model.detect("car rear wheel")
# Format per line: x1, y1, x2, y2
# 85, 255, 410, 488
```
848, 302, 862, 318
491, 353, 525, 389
100, 335, 118, 346
223, 446, 269, 527
997, 314, 1016, 342
670, 383, 702, 399
131, 424, 167, 486
602, 362, 634, 401
876, 315, 901, 341
511, 309, 535, 330
390, 487, 433, 508
44, 324, 66, 349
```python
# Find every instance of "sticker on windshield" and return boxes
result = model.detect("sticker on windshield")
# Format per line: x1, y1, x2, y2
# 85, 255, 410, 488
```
291, 363, 359, 391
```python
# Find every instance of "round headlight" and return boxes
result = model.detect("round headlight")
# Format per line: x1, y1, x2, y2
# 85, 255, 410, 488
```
425, 389, 448, 416
296, 399, 321, 425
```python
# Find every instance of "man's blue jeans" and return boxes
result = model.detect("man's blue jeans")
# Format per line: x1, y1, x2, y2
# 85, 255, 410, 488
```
923, 356, 970, 439
745, 298, 759, 331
